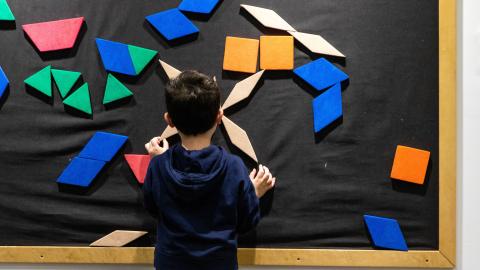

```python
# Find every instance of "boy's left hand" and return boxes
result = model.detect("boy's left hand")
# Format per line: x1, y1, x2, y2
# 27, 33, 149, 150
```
145, 137, 169, 157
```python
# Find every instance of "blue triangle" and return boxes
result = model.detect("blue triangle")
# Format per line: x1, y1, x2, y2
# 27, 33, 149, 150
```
312, 83, 342, 133
78, 131, 128, 162
294, 58, 348, 91
57, 157, 106, 187
364, 215, 408, 251
146, 8, 199, 41
0, 66, 8, 99
178, 0, 220, 14
95, 38, 137, 76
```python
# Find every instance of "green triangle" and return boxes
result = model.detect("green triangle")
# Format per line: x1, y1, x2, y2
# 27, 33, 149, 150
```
0, 0, 15, 21
103, 74, 133, 104
127, 45, 157, 75
63, 83, 92, 115
24, 65, 52, 97
51, 69, 81, 98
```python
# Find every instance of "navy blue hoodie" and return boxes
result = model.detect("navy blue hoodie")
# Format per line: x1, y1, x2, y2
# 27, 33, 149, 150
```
143, 144, 260, 270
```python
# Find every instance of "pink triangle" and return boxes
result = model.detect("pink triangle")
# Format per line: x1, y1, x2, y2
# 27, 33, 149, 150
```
124, 154, 151, 184
22, 17, 84, 52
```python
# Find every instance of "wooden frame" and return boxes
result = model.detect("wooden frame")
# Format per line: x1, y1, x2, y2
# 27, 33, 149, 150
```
0, 0, 456, 267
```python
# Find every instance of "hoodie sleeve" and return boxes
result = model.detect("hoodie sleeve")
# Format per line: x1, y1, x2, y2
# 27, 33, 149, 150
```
236, 162, 260, 234
142, 162, 159, 219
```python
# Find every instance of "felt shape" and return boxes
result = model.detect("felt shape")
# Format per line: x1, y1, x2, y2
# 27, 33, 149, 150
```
0, 66, 9, 99
222, 70, 264, 110
160, 125, 179, 140
294, 58, 348, 91
260, 36, 294, 70
223, 36, 259, 73
159, 60, 182, 79
222, 116, 257, 162
178, 0, 220, 14
124, 154, 151, 184
63, 83, 91, 115
90, 230, 148, 247
390, 145, 430, 184
78, 131, 128, 162
24, 65, 52, 97
95, 38, 137, 76
51, 69, 81, 98
22, 17, 83, 52
57, 157, 106, 187
288, 31, 345, 58
146, 8, 199, 41
0, 0, 14, 21
312, 83, 342, 133
240, 4, 295, 32
103, 74, 133, 105
127, 45, 157, 75
364, 215, 408, 251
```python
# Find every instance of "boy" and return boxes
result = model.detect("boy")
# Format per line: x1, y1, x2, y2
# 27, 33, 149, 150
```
143, 70, 276, 270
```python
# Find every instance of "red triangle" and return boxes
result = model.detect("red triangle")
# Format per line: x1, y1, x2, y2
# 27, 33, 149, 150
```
22, 17, 84, 52
124, 154, 151, 184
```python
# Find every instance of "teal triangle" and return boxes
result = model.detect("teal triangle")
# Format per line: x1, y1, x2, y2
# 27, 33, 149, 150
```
51, 69, 81, 98
103, 74, 133, 104
0, 0, 15, 21
24, 66, 52, 97
63, 83, 92, 115
127, 45, 157, 75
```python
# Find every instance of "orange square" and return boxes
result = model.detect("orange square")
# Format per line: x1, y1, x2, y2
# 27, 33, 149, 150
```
223, 36, 259, 73
390, 145, 430, 184
260, 36, 294, 70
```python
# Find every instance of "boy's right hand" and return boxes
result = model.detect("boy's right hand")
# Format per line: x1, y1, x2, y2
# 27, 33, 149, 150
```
249, 165, 276, 198
145, 137, 169, 157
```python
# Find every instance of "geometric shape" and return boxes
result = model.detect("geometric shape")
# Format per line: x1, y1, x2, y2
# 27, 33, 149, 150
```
223, 36, 259, 73
222, 116, 257, 162
259, 36, 294, 70
95, 38, 137, 76
160, 125, 178, 140
127, 45, 157, 75
288, 31, 345, 58
222, 70, 264, 110
0, 66, 9, 99
78, 131, 129, 162
90, 230, 148, 247
145, 8, 199, 41
364, 215, 408, 251
240, 4, 296, 32
390, 145, 431, 185
22, 17, 84, 52
103, 74, 133, 105
0, 0, 14, 21
159, 60, 182, 80
178, 0, 220, 14
56, 157, 106, 187
294, 58, 349, 91
51, 69, 81, 99
24, 65, 52, 97
312, 83, 342, 133
63, 83, 92, 115
124, 154, 151, 184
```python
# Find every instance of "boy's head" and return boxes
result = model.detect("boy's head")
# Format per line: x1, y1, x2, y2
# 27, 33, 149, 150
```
165, 70, 221, 136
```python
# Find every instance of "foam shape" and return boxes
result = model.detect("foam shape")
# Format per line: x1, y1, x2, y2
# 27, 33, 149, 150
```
24, 65, 52, 97
63, 83, 91, 115
51, 69, 81, 98
159, 60, 181, 79
288, 31, 345, 58
312, 83, 342, 133
260, 36, 294, 70
22, 17, 83, 52
90, 230, 148, 247
294, 58, 348, 91
222, 70, 264, 110
127, 45, 157, 75
95, 38, 137, 76
124, 154, 151, 184
223, 36, 259, 73
364, 215, 408, 251
57, 157, 106, 187
390, 145, 430, 184
146, 8, 199, 41
160, 125, 179, 139
0, 66, 9, 99
222, 116, 257, 162
78, 131, 128, 162
178, 0, 220, 14
0, 0, 14, 21
103, 74, 133, 105
240, 4, 295, 32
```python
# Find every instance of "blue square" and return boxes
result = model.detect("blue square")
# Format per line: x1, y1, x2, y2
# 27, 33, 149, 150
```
0, 66, 9, 99
312, 83, 342, 133
95, 38, 137, 76
364, 215, 408, 251
146, 8, 199, 41
78, 131, 128, 162
178, 0, 220, 14
57, 157, 106, 187
294, 58, 348, 91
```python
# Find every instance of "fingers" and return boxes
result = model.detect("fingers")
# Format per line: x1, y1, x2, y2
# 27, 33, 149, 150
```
249, 168, 257, 180
256, 164, 265, 179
